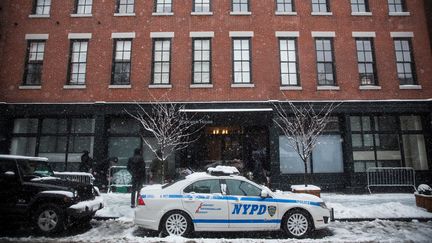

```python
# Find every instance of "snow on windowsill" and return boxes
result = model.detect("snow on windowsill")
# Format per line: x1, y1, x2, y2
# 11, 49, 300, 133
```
191, 12, 213, 16
114, 13, 136, 17
152, 12, 174, 16
70, 13, 93, 18
64, 85, 86, 89
19, 85, 42, 90
351, 12, 372, 16
399, 85, 422, 90
275, 11, 297, 16
28, 14, 50, 18
230, 11, 252, 16
389, 12, 410, 16
311, 12, 333, 16
109, 84, 132, 89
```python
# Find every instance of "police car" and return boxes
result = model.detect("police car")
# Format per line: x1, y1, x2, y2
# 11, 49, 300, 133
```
134, 166, 330, 238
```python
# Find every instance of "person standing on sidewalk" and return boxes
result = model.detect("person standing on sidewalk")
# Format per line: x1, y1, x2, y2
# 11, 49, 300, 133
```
127, 148, 146, 208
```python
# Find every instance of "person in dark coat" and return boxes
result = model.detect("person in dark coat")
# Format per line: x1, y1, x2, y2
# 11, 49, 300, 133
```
127, 148, 146, 208
79, 150, 93, 173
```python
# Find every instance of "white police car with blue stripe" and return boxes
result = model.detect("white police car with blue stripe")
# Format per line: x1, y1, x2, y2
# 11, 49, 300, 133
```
134, 166, 330, 238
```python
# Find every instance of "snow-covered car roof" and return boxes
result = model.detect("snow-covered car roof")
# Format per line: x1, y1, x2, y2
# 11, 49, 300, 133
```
0, 154, 49, 162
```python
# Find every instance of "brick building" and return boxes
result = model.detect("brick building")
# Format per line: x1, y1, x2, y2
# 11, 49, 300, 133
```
0, 0, 431, 191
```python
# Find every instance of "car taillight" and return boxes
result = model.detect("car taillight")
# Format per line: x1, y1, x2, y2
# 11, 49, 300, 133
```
138, 195, 145, 206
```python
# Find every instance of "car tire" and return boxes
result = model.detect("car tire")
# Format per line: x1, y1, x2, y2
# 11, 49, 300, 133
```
33, 203, 65, 235
282, 209, 313, 239
161, 210, 193, 237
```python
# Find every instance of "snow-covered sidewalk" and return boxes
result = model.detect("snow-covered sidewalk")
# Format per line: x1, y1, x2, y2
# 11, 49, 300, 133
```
96, 192, 432, 220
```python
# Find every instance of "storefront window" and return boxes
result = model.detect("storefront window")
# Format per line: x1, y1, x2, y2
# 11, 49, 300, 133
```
10, 119, 38, 156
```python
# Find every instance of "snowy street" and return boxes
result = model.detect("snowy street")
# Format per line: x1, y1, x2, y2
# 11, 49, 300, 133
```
1, 192, 432, 242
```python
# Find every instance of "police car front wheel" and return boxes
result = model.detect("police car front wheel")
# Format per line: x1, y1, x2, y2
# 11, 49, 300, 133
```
161, 210, 193, 237
282, 209, 312, 239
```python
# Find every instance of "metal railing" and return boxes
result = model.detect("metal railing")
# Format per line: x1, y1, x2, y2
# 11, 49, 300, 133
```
366, 167, 416, 194
54, 171, 95, 185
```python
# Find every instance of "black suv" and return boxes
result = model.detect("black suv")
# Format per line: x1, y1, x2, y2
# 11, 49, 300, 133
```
0, 155, 103, 235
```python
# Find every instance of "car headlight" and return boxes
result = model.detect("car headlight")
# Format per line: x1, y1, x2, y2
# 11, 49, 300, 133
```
319, 202, 328, 209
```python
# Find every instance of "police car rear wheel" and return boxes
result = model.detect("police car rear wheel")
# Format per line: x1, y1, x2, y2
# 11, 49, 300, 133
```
283, 209, 312, 239
162, 211, 192, 237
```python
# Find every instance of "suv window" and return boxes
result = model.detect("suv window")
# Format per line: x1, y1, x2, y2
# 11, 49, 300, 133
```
0, 159, 19, 184
225, 179, 261, 196
17, 160, 54, 181
184, 179, 221, 194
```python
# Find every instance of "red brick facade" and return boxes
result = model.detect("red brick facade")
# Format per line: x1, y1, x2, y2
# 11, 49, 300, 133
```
0, 0, 431, 103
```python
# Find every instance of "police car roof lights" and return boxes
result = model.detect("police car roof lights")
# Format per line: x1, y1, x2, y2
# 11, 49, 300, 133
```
207, 166, 240, 176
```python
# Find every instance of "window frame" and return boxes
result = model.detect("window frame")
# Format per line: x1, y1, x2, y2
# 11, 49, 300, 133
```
232, 37, 252, 84
311, 0, 330, 13
67, 39, 89, 85
23, 40, 46, 86
74, 0, 93, 14
350, 0, 369, 13
278, 37, 300, 86
116, 0, 135, 14
192, 38, 212, 84
393, 38, 417, 85
232, 0, 250, 12
193, 0, 211, 13
314, 37, 336, 86
355, 38, 378, 86
154, 0, 173, 13
32, 0, 51, 15
111, 39, 133, 85
151, 38, 172, 85
388, 0, 407, 13
275, 0, 295, 13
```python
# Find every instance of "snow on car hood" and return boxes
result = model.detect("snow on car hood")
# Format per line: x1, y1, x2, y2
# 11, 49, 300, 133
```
273, 190, 324, 203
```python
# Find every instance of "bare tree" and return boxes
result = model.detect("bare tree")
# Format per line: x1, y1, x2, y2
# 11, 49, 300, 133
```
127, 101, 205, 181
273, 102, 340, 187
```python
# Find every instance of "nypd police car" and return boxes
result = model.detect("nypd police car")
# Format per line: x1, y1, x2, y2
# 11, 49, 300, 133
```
134, 166, 330, 238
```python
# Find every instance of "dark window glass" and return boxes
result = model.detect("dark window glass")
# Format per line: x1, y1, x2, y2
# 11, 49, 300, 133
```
154, 0, 172, 13
192, 38, 211, 84
315, 38, 335, 85
232, 0, 249, 12
33, 0, 51, 15
276, 0, 294, 12
184, 179, 221, 194
225, 179, 261, 196
388, 0, 406, 12
75, 0, 92, 14
152, 39, 171, 84
112, 39, 132, 85
351, 0, 369, 12
312, 0, 329, 13
232, 38, 251, 84
394, 38, 416, 85
193, 0, 211, 12
68, 40, 88, 85
279, 38, 299, 86
356, 38, 377, 85
23, 41, 45, 85
117, 0, 135, 13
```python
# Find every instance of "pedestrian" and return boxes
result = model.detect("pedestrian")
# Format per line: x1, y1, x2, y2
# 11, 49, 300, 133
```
150, 150, 168, 184
79, 150, 93, 173
127, 148, 146, 208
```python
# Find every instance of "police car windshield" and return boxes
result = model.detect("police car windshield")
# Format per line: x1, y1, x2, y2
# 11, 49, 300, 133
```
18, 160, 54, 179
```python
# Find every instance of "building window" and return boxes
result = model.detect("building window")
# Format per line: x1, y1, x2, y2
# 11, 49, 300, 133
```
232, 38, 251, 84
393, 38, 416, 85
388, 0, 406, 13
152, 39, 171, 84
315, 38, 335, 86
279, 38, 299, 86
276, 0, 294, 12
10, 119, 39, 156
23, 41, 45, 85
193, 0, 211, 12
232, 0, 249, 12
355, 38, 377, 85
116, 0, 135, 14
68, 40, 88, 85
192, 38, 211, 84
33, 0, 51, 15
154, 0, 172, 13
351, 0, 369, 12
75, 0, 92, 14
112, 39, 132, 85
311, 0, 329, 13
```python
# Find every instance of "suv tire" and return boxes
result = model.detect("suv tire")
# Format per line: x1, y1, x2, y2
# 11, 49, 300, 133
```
33, 203, 65, 235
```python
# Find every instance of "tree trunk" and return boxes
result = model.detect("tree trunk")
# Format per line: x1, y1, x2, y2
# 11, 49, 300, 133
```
303, 159, 308, 187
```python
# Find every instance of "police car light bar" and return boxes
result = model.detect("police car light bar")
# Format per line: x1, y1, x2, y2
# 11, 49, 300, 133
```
207, 166, 240, 176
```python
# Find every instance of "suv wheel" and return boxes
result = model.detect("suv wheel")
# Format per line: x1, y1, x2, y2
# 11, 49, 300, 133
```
33, 203, 65, 235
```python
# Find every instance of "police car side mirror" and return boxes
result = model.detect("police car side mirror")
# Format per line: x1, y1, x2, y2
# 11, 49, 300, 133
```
260, 190, 270, 198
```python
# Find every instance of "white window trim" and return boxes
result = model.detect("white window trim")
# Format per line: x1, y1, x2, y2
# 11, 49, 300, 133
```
19, 85, 42, 90
311, 12, 333, 16
390, 32, 414, 38
149, 84, 173, 89
111, 32, 136, 39
230, 11, 252, 16
231, 83, 255, 88
70, 13, 93, 18
150, 32, 175, 38
190, 32, 214, 38
311, 31, 336, 38
63, 85, 86, 89
108, 85, 132, 89
28, 14, 50, 18
114, 13, 136, 17
280, 86, 302, 91
352, 32, 376, 38
191, 12, 213, 16
359, 85, 382, 90
229, 31, 254, 37
399, 85, 422, 90
275, 11, 297, 16
190, 84, 213, 89
317, 86, 340, 91
152, 12, 174, 16
25, 34, 49, 40
389, 12, 410, 17
351, 12, 372, 16
275, 31, 300, 37
68, 33, 92, 39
